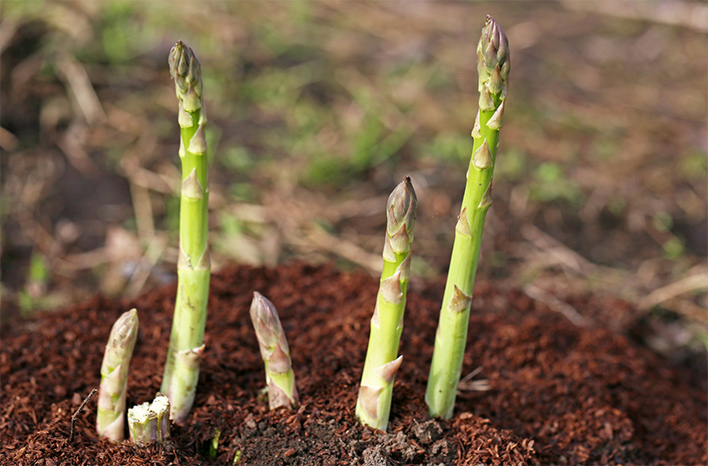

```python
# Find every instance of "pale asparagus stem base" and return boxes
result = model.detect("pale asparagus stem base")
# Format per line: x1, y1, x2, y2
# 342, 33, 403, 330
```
355, 291, 406, 431
426, 16, 509, 420
250, 292, 299, 410
96, 308, 139, 443
162, 266, 209, 421
128, 393, 171, 447
266, 362, 298, 410
161, 41, 211, 423
356, 178, 417, 431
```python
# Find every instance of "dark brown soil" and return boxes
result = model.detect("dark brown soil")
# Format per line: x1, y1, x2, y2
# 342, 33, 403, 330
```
1, 263, 706, 465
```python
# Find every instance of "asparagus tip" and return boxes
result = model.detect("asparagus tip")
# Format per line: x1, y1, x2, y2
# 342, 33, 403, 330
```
249, 292, 298, 410
100, 308, 139, 376
477, 15, 510, 92
386, 178, 417, 242
169, 40, 203, 112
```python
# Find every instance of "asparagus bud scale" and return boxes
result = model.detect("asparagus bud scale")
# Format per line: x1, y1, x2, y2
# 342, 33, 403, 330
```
161, 41, 211, 423
250, 292, 299, 410
426, 16, 510, 420
356, 177, 417, 431
97, 308, 139, 443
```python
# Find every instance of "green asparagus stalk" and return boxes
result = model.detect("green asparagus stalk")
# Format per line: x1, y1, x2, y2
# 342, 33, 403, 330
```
161, 40, 211, 423
426, 15, 509, 420
97, 308, 139, 443
128, 393, 171, 447
356, 177, 417, 432
250, 292, 299, 410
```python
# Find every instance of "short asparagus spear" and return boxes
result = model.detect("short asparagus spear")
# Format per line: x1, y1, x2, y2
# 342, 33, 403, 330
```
161, 41, 211, 423
356, 177, 417, 432
97, 308, 139, 443
250, 292, 298, 410
128, 393, 171, 447
426, 15, 510, 420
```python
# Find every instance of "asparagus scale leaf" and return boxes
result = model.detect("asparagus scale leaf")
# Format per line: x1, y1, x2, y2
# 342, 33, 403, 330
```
97, 308, 139, 443
250, 292, 299, 410
356, 177, 417, 431
426, 16, 509, 420
161, 41, 211, 423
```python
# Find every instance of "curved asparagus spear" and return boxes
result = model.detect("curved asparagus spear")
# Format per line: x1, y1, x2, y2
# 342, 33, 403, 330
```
356, 177, 417, 431
250, 292, 299, 410
426, 15, 509, 420
97, 308, 139, 443
161, 41, 211, 423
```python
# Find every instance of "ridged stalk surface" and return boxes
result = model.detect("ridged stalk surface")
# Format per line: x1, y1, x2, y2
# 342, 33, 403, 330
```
161, 41, 211, 423
356, 177, 417, 431
426, 16, 510, 420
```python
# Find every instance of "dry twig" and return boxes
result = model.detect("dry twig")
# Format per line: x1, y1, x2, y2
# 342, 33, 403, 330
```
69, 388, 97, 444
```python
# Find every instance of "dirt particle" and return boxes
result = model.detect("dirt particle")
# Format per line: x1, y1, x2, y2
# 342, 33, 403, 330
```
363, 445, 389, 466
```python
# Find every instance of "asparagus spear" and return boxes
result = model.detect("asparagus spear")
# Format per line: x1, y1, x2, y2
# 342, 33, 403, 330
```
128, 393, 171, 447
96, 308, 139, 443
250, 292, 299, 410
426, 15, 510, 420
161, 41, 211, 423
356, 177, 417, 431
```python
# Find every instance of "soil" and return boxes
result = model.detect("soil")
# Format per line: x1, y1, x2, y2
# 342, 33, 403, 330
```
1, 262, 706, 465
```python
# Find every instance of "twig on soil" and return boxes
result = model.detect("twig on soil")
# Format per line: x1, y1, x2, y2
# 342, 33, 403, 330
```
660, 298, 708, 325
637, 271, 708, 314
125, 235, 168, 298
561, 0, 708, 33
0, 126, 18, 151
56, 52, 106, 125
457, 367, 490, 392
56, 123, 100, 177
300, 225, 383, 276
521, 225, 598, 276
69, 388, 97, 444
524, 284, 588, 327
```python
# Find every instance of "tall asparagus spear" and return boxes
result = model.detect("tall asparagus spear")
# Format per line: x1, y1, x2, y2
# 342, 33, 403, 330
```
356, 177, 417, 432
426, 16, 509, 420
97, 308, 139, 443
161, 41, 211, 423
250, 292, 299, 410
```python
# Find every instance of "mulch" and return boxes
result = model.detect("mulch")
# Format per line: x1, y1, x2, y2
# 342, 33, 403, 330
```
1, 262, 706, 465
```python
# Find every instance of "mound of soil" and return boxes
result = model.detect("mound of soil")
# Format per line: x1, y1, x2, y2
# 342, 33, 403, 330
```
1, 263, 706, 465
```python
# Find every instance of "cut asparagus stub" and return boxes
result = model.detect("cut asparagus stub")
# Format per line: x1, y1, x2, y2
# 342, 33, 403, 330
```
161, 40, 211, 424
356, 178, 417, 432
96, 308, 139, 443
250, 292, 299, 410
128, 393, 171, 447
426, 15, 510, 420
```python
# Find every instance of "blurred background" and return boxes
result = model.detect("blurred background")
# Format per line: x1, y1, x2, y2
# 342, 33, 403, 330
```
1, 1, 706, 360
